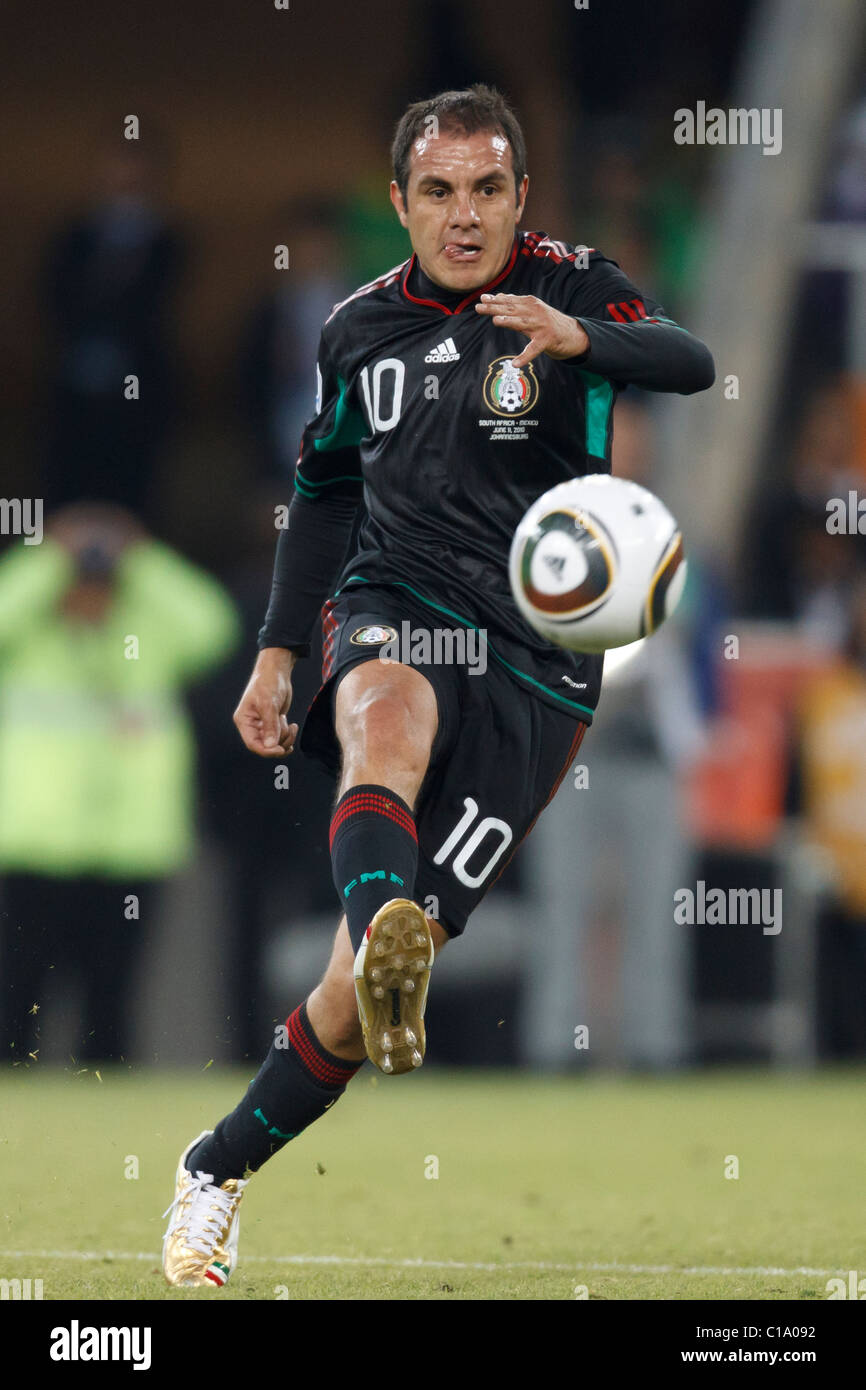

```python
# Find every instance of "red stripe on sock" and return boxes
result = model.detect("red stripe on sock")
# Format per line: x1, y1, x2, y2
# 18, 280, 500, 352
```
287, 1007, 363, 1088
329, 799, 416, 841
328, 793, 417, 849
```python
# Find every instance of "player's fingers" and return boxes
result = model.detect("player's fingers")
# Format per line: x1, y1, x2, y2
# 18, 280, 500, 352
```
254, 695, 280, 745
238, 727, 281, 757
510, 337, 545, 367
494, 313, 541, 333
235, 697, 284, 757
242, 723, 283, 757
277, 715, 298, 754
475, 294, 520, 314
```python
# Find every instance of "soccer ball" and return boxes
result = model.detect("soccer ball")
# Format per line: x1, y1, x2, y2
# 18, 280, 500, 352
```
508, 474, 686, 653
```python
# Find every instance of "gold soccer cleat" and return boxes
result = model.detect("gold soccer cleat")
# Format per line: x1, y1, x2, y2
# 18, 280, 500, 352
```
353, 899, 434, 1075
162, 1131, 248, 1288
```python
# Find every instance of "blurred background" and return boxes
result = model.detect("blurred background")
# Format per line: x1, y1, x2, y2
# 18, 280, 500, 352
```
1, 0, 865, 1073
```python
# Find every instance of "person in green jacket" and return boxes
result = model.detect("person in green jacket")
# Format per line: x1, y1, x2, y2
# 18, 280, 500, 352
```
0, 503, 240, 1063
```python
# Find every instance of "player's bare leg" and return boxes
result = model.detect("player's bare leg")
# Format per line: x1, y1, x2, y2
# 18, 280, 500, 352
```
307, 911, 450, 1060
330, 660, 441, 1073
334, 658, 438, 805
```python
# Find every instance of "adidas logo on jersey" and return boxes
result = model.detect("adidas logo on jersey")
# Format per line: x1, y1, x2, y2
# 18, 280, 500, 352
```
424, 337, 460, 363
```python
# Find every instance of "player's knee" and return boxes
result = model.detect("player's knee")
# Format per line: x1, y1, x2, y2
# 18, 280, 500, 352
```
339, 674, 436, 779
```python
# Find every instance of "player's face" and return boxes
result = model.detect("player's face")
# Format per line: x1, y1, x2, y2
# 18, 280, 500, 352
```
390, 130, 528, 292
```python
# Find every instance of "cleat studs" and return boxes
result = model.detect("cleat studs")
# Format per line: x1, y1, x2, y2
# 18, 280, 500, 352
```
372, 986, 384, 999
416, 933, 428, 947
374, 942, 386, 956
393, 955, 403, 970
413, 959, 427, 974
370, 967, 383, 983
402, 978, 415, 993
382, 1032, 393, 1052
410, 1050, 423, 1068
381, 1054, 393, 1074
405, 1028, 417, 1046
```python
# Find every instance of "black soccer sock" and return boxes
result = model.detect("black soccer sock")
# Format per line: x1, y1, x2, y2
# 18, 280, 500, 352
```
329, 784, 419, 953
187, 1002, 363, 1185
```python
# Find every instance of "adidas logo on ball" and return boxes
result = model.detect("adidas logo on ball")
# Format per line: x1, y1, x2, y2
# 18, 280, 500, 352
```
544, 553, 567, 582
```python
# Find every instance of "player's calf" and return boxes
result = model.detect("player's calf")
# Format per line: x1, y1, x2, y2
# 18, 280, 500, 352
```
330, 664, 437, 970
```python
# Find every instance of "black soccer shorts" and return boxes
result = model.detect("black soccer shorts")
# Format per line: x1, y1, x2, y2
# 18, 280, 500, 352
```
300, 582, 587, 937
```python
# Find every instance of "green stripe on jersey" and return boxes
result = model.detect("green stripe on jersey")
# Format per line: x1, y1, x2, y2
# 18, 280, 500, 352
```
295, 468, 362, 496
313, 376, 367, 453
578, 371, 614, 460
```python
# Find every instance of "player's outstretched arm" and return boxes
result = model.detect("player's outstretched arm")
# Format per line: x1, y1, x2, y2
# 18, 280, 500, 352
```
233, 645, 299, 757
476, 290, 714, 395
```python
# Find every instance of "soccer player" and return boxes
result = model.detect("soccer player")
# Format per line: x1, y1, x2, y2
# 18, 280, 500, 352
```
163, 84, 714, 1287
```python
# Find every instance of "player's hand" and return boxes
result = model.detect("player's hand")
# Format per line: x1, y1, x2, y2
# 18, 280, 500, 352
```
233, 648, 299, 758
474, 293, 590, 368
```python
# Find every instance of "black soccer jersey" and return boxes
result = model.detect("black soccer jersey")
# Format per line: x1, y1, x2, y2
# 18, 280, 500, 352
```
258, 230, 714, 722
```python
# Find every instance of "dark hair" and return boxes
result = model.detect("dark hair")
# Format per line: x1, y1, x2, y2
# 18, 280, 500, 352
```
391, 83, 527, 202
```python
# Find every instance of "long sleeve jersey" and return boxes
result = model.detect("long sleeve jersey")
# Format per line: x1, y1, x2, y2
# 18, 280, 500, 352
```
258, 230, 714, 722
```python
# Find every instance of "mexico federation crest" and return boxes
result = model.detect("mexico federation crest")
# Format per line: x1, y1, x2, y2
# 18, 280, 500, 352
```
349, 624, 398, 646
482, 356, 539, 417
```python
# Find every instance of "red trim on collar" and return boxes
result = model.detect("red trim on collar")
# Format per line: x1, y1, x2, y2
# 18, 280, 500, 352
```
400, 238, 520, 315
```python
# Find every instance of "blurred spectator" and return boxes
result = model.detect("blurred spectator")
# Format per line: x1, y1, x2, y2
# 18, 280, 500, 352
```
238, 200, 348, 483
581, 143, 657, 288
569, 135, 701, 311
340, 168, 412, 291
780, 93, 866, 412
796, 576, 866, 1056
0, 503, 239, 1063
41, 138, 186, 525
749, 378, 865, 639
825, 95, 866, 223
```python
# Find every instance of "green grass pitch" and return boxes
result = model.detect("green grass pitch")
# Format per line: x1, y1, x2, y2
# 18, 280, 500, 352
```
0, 1065, 862, 1300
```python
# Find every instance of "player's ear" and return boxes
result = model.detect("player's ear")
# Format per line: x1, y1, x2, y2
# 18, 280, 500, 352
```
390, 180, 409, 228
515, 175, 529, 224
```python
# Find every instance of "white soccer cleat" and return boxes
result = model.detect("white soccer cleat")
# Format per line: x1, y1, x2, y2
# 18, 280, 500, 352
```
162, 1131, 248, 1288
354, 899, 434, 1075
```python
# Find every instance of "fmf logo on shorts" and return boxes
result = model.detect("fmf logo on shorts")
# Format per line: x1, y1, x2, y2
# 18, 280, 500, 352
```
350, 623, 487, 676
